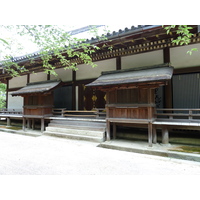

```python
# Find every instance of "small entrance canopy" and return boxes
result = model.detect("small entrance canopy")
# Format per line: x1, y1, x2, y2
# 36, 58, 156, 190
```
86, 63, 174, 147
11, 80, 62, 96
86, 63, 173, 89
10, 80, 63, 132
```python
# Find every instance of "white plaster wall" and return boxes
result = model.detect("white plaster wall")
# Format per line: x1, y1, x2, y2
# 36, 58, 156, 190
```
9, 75, 27, 89
76, 58, 116, 80
170, 43, 200, 69
50, 68, 72, 82
30, 72, 47, 83
7, 92, 23, 110
121, 50, 163, 69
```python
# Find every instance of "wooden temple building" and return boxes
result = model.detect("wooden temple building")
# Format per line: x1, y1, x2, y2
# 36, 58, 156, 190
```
87, 64, 173, 146
1, 25, 200, 146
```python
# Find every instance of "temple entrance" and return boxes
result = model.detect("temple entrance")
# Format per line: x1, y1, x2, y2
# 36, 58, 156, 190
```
78, 84, 106, 110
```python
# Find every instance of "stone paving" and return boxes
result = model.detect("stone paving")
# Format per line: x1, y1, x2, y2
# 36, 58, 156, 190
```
0, 131, 200, 175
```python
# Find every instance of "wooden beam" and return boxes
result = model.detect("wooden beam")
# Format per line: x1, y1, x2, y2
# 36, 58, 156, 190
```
163, 47, 173, 109
116, 56, 121, 70
174, 65, 200, 74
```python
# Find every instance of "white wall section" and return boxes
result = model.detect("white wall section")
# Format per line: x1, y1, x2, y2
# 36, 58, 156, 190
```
76, 58, 116, 80
170, 43, 200, 69
121, 50, 163, 69
9, 75, 27, 89
50, 68, 72, 82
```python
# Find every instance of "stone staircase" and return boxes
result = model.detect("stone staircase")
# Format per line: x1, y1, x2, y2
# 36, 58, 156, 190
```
44, 118, 106, 142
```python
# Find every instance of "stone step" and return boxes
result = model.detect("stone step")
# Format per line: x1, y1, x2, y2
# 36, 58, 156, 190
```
48, 123, 105, 131
44, 130, 105, 143
49, 119, 106, 128
45, 126, 105, 137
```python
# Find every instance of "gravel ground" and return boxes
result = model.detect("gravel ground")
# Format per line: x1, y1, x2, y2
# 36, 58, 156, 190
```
0, 131, 200, 175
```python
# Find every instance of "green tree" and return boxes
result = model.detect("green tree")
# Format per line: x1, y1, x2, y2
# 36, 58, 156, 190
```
0, 25, 109, 77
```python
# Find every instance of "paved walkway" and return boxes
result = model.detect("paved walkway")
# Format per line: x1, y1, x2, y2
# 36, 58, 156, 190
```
0, 131, 200, 175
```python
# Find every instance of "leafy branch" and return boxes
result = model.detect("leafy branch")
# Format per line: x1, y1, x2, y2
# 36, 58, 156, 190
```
0, 25, 108, 77
164, 25, 198, 55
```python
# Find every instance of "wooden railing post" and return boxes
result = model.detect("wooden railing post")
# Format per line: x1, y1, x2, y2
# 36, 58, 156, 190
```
106, 119, 111, 141
162, 127, 169, 144
189, 110, 192, 120
148, 122, 153, 147
152, 126, 157, 144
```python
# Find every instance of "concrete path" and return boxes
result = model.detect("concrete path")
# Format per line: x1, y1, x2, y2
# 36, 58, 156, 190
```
0, 131, 200, 175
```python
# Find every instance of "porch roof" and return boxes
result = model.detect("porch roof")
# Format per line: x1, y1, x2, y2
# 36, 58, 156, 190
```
11, 80, 62, 96
86, 64, 173, 88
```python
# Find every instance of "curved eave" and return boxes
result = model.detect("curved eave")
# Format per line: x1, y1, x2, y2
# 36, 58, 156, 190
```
86, 64, 174, 89
11, 80, 62, 96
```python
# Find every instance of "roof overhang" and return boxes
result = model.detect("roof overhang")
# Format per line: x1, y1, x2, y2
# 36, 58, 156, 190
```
86, 63, 173, 90
11, 80, 62, 96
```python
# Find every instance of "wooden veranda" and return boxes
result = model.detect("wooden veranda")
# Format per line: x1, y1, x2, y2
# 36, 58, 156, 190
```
1, 107, 200, 146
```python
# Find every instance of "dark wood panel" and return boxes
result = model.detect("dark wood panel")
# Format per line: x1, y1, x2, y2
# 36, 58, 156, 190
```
80, 84, 106, 110
107, 107, 150, 119
24, 94, 53, 116
139, 89, 148, 103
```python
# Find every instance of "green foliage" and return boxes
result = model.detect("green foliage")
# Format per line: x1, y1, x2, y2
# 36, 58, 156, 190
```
0, 25, 108, 77
0, 38, 9, 45
164, 25, 198, 55
187, 48, 198, 55
164, 25, 194, 45
0, 83, 6, 108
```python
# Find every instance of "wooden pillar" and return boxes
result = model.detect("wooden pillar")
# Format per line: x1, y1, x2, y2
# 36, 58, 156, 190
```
7, 117, 11, 126
47, 72, 50, 81
6, 78, 9, 108
113, 123, 116, 139
32, 119, 35, 130
148, 122, 153, 147
72, 71, 76, 110
162, 127, 169, 144
27, 74, 30, 84
147, 88, 154, 147
116, 56, 121, 70
163, 47, 170, 63
152, 126, 157, 144
23, 117, 26, 131
27, 119, 31, 129
106, 120, 110, 141
41, 118, 45, 132
163, 47, 173, 109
